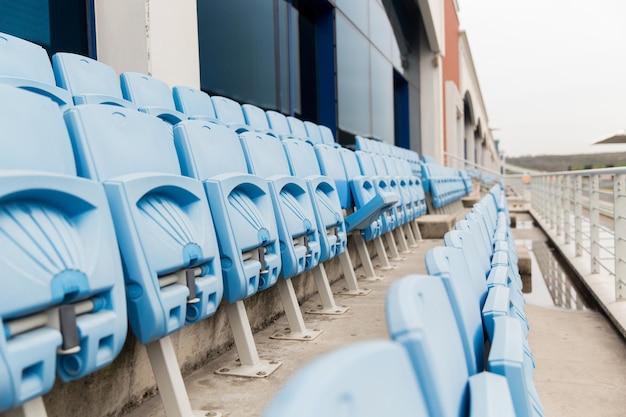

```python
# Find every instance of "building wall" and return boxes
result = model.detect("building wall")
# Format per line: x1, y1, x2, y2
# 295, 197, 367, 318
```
459, 30, 500, 171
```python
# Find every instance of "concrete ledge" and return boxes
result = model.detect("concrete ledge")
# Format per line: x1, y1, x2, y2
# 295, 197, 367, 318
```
416, 214, 455, 239
516, 244, 532, 293
508, 196, 530, 212
461, 196, 480, 208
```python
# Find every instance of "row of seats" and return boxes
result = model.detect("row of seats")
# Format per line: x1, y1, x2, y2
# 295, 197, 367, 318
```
1, 30, 430, 276
0, 31, 487, 416
0, 31, 438, 417
264, 184, 544, 417
356, 135, 472, 212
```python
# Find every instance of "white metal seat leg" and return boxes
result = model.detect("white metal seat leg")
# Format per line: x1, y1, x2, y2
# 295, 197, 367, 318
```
270, 278, 323, 340
335, 250, 372, 296
6, 397, 48, 417
147, 336, 221, 417
306, 264, 350, 315
216, 301, 282, 378
353, 233, 386, 280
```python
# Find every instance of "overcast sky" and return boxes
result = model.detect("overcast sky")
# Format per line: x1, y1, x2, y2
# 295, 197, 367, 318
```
458, 0, 626, 157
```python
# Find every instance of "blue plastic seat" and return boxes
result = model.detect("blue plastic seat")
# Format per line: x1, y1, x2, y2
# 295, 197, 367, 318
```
262, 340, 429, 417
52, 52, 135, 108
241, 103, 272, 132
354, 151, 403, 231
120, 72, 187, 124
266, 110, 295, 140
340, 148, 398, 237
424, 246, 488, 374
314, 144, 397, 239
0, 32, 72, 108
286, 116, 308, 139
64, 105, 223, 344
386, 274, 516, 417
489, 316, 545, 417
173, 120, 281, 302
318, 125, 338, 146
211, 95, 250, 133
172, 85, 221, 124
281, 139, 347, 262
0, 86, 126, 413
303, 121, 323, 144
239, 132, 321, 278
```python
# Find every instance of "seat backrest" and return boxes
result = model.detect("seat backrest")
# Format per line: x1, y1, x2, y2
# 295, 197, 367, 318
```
443, 229, 490, 303
354, 135, 370, 151
120, 72, 177, 111
424, 246, 486, 374
282, 139, 322, 177
286, 116, 308, 139
266, 110, 292, 137
355, 150, 378, 177
303, 121, 322, 144
212, 95, 246, 126
173, 120, 281, 299
0, 32, 71, 107
65, 105, 222, 343
242, 103, 271, 131
239, 132, 292, 178
0, 86, 126, 411
173, 86, 218, 119
52, 52, 132, 107
318, 125, 336, 145
65, 106, 181, 180
315, 144, 351, 209
262, 340, 429, 417
386, 274, 471, 417
371, 154, 390, 176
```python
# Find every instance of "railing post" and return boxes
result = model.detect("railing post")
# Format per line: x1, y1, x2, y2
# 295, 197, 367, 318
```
614, 174, 626, 299
556, 175, 563, 236
563, 175, 571, 244
574, 176, 583, 257
590, 174, 600, 273
549, 175, 556, 230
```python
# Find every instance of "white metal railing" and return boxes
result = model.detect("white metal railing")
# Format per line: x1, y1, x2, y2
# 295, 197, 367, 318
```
443, 156, 626, 301
516, 167, 626, 300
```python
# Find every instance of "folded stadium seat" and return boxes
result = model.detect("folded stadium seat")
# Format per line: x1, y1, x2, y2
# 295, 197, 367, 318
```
450, 219, 527, 315
211, 95, 252, 133
174, 120, 314, 375
425, 245, 530, 363
286, 116, 309, 140
354, 150, 410, 260
315, 144, 399, 279
386, 275, 516, 417
303, 121, 324, 144
52, 52, 136, 108
0, 32, 72, 109
238, 132, 321, 276
422, 162, 467, 214
64, 104, 224, 416
266, 110, 298, 140
172, 85, 221, 124
354, 135, 372, 152
262, 340, 429, 417
120, 72, 187, 124
318, 125, 340, 147
0, 86, 126, 415
374, 154, 417, 228
460, 169, 474, 195
282, 138, 371, 298
241, 103, 276, 134
240, 133, 351, 315
386, 155, 428, 221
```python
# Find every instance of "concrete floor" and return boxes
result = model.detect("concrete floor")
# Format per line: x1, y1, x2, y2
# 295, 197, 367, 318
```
120, 216, 626, 417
